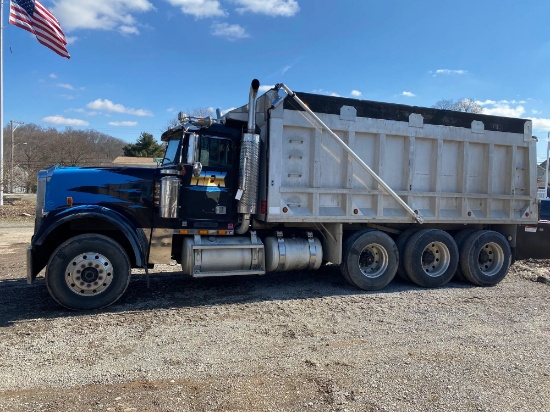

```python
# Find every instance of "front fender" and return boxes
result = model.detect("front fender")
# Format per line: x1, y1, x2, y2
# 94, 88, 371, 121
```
33, 205, 150, 271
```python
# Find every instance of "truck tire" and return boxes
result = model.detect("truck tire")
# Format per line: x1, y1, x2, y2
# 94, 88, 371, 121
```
453, 229, 476, 282
341, 230, 398, 290
403, 229, 458, 288
339, 231, 365, 286
395, 229, 419, 281
459, 230, 511, 286
46, 234, 131, 310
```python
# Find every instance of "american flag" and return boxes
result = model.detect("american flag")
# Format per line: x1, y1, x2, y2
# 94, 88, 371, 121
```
9, 0, 70, 59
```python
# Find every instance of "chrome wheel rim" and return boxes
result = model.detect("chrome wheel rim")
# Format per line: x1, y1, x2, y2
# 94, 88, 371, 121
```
65, 252, 114, 296
358, 243, 389, 278
421, 241, 450, 277
477, 242, 504, 276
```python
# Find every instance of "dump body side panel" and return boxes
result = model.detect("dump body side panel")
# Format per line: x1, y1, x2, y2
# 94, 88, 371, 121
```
248, 92, 537, 225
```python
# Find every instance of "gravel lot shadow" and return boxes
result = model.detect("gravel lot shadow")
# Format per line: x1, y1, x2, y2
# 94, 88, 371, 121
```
0, 266, 475, 327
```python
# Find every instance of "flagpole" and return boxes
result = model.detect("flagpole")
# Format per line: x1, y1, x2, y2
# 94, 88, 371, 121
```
0, 0, 4, 206
546, 132, 550, 198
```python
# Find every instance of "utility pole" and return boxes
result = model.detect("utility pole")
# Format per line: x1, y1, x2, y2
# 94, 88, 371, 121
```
10, 120, 24, 193
1, 1, 4, 205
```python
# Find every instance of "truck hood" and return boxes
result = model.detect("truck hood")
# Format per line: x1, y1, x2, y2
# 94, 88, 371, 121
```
43, 166, 156, 213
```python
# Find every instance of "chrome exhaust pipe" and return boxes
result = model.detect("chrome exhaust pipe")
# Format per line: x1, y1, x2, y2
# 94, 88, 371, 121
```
236, 79, 261, 234
247, 79, 260, 132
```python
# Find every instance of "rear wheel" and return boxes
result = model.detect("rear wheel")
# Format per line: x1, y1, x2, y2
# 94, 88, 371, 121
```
395, 229, 419, 281
460, 230, 511, 286
453, 230, 476, 282
341, 230, 398, 290
46, 234, 131, 310
403, 229, 458, 288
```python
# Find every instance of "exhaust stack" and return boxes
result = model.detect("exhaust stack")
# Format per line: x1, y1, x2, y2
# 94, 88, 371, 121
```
236, 79, 261, 234
247, 79, 260, 133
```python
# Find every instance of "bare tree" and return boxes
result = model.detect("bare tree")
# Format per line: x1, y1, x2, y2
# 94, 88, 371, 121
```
56, 129, 94, 166
433, 98, 482, 113
2, 123, 126, 193
163, 107, 216, 131
188, 107, 215, 118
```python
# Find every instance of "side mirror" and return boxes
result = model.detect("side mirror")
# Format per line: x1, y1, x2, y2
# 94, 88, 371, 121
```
192, 162, 203, 177
186, 133, 199, 165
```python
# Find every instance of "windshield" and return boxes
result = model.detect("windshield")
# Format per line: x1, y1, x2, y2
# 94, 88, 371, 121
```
163, 138, 180, 165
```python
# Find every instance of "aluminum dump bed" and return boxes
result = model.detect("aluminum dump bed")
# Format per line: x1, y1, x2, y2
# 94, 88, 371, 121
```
227, 90, 538, 225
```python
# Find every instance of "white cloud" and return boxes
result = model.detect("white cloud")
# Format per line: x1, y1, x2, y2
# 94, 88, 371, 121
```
87, 99, 153, 116
65, 36, 78, 44
49, 73, 57, 79
476, 99, 497, 106
109, 121, 138, 126
67, 108, 99, 116
259, 85, 275, 92
52, 0, 154, 33
478, 99, 527, 106
532, 118, 550, 131
281, 65, 292, 75
402, 91, 416, 97
351, 90, 362, 97
431, 69, 468, 77
119, 25, 140, 35
167, 0, 226, 18
57, 83, 84, 92
312, 89, 340, 97
221, 107, 237, 115
481, 104, 526, 118
57, 83, 75, 90
43, 116, 89, 127
234, 0, 300, 17
211, 23, 249, 40
470, 98, 550, 132
498, 99, 518, 104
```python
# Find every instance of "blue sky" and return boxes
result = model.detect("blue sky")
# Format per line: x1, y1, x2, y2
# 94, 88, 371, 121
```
3, 0, 550, 160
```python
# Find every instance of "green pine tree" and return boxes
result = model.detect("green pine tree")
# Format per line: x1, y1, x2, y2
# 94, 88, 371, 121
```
122, 132, 165, 157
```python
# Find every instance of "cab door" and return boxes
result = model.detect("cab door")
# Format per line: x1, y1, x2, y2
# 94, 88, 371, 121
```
179, 135, 237, 227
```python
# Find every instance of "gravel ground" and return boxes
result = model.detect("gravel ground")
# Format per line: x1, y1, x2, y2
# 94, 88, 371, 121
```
0, 205, 549, 411
0, 196, 35, 221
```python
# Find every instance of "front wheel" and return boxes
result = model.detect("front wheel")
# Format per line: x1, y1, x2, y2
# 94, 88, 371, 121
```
46, 234, 131, 310
341, 230, 398, 290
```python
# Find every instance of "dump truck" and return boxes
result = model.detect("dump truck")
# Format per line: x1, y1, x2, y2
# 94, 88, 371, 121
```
27, 79, 541, 310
